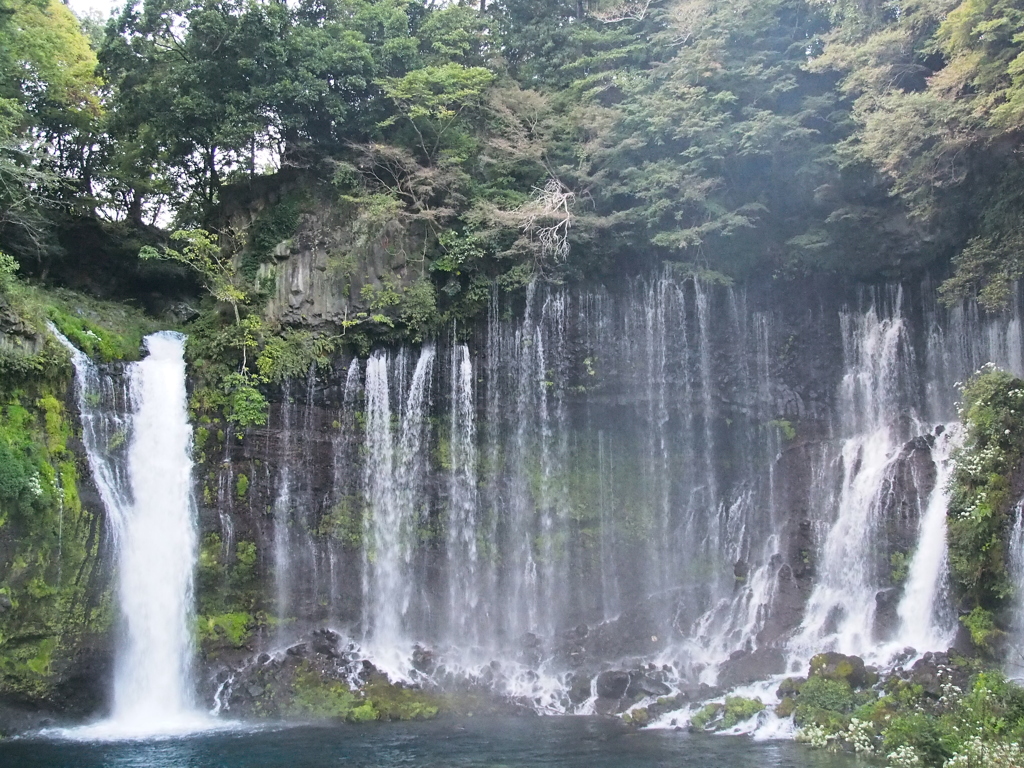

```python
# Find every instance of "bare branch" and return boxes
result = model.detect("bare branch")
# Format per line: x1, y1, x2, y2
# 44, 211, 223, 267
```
519, 178, 574, 261
591, 0, 653, 23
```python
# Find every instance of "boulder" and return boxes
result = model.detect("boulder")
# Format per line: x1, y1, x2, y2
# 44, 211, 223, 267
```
717, 647, 786, 688
626, 672, 671, 698
808, 652, 870, 689
595, 670, 630, 700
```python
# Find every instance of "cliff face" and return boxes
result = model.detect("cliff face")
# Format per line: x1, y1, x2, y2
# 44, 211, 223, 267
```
222, 178, 429, 331
0, 344, 115, 731
189, 270, 1013, 708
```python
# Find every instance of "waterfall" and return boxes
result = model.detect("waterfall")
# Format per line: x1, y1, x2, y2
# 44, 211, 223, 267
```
194, 276, 1024, 706
1008, 503, 1024, 679
55, 330, 205, 738
790, 296, 918, 661
447, 343, 480, 648
272, 380, 293, 640
362, 345, 435, 673
896, 425, 960, 651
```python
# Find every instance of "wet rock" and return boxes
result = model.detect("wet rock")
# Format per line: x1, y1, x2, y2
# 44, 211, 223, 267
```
906, 652, 967, 698
567, 673, 593, 705
311, 629, 340, 658
594, 696, 624, 716
808, 652, 870, 689
595, 670, 630, 699
412, 645, 436, 674
166, 301, 200, 324
626, 672, 671, 698
717, 647, 786, 688
776, 677, 805, 699
775, 697, 796, 718
874, 588, 901, 641
286, 643, 308, 657
0, 593, 12, 614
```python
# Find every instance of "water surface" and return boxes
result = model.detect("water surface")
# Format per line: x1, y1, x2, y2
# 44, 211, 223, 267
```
3, 717, 856, 768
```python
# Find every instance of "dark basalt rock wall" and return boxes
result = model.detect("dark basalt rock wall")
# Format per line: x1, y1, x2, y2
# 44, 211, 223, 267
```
190, 274, 979, 705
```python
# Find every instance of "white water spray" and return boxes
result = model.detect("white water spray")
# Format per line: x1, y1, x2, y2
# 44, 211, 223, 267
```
56, 331, 206, 739
895, 425, 960, 651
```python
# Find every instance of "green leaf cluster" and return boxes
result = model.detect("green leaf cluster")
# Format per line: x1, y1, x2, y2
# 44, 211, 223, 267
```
946, 366, 1024, 646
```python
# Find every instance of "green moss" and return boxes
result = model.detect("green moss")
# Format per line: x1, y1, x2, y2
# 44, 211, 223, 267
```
282, 664, 441, 722
890, 550, 910, 584
0, 380, 110, 702
363, 678, 441, 720
197, 612, 253, 647
721, 696, 765, 728
286, 663, 362, 720
235, 473, 249, 499
241, 193, 307, 281
768, 418, 796, 440
319, 497, 363, 547
44, 287, 161, 363
194, 530, 261, 648
690, 702, 723, 730
623, 708, 650, 726
775, 697, 796, 718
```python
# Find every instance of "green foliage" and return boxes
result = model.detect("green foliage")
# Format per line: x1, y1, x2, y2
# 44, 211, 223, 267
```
0, 381, 110, 702
241, 195, 307, 281
721, 696, 765, 728
690, 702, 723, 730
768, 419, 796, 441
141, 230, 247, 318
222, 372, 269, 432
0, 251, 18, 294
235, 473, 249, 499
797, 661, 1024, 765
797, 676, 855, 715
946, 367, 1024, 633
961, 606, 999, 650
255, 330, 338, 384
197, 612, 253, 648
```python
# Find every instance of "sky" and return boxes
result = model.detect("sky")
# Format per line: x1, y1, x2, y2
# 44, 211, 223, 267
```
67, 0, 120, 21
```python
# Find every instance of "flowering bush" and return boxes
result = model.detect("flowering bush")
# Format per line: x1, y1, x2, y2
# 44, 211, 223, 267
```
947, 367, 1024, 649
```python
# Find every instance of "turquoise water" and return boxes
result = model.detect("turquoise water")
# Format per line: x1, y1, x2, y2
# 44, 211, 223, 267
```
1, 717, 857, 768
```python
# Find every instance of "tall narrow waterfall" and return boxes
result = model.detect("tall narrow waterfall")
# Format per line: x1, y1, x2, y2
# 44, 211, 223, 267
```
1008, 502, 1024, 680
790, 297, 917, 661
57, 331, 203, 737
896, 425, 960, 651
362, 345, 435, 673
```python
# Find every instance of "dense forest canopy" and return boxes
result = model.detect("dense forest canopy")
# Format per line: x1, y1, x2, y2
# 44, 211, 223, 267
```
1, 0, 1022, 302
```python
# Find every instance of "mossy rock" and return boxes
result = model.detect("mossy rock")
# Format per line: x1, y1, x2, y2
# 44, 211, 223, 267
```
690, 702, 724, 731
721, 696, 764, 728
775, 696, 797, 718
623, 707, 650, 727
362, 675, 441, 721
776, 676, 806, 698
809, 652, 870, 688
